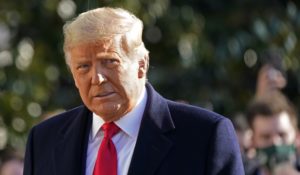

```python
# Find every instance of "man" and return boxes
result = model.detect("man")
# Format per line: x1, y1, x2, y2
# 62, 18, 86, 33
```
232, 114, 259, 175
246, 91, 299, 175
24, 7, 244, 175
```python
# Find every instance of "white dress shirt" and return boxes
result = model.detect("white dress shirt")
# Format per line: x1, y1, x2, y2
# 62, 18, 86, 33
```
85, 87, 147, 175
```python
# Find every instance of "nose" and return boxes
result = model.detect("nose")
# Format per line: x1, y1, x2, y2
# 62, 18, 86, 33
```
270, 135, 283, 146
91, 67, 106, 85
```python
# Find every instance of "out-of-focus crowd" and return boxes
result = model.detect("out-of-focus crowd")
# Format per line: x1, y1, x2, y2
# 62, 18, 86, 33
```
234, 52, 300, 175
0, 148, 23, 175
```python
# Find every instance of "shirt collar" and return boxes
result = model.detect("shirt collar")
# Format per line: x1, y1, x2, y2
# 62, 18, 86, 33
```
91, 86, 147, 140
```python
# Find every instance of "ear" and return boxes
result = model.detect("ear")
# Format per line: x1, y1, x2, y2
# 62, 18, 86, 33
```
138, 55, 148, 78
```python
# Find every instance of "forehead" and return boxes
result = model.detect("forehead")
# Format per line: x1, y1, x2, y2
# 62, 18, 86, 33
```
68, 37, 124, 57
252, 111, 294, 133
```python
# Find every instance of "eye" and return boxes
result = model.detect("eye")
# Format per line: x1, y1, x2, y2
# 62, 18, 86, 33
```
101, 59, 120, 68
261, 134, 271, 141
76, 63, 90, 72
278, 132, 287, 139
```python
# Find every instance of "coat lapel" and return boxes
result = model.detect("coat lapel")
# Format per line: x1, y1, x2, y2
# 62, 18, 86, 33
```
127, 83, 175, 175
53, 106, 92, 175
52, 84, 174, 175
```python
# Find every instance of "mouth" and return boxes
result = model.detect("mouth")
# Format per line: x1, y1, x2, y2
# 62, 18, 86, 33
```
93, 92, 115, 98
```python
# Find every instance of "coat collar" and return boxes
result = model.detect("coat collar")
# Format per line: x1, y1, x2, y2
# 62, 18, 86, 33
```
127, 83, 175, 175
53, 106, 92, 175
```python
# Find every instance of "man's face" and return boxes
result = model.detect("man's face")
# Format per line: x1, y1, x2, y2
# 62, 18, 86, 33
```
68, 39, 146, 122
252, 111, 296, 148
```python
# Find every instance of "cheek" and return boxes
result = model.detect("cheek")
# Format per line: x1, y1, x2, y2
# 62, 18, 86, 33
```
73, 75, 90, 96
116, 71, 137, 90
73, 77, 80, 89
253, 134, 263, 144
110, 64, 140, 101
71, 69, 83, 87
117, 80, 133, 98
253, 132, 269, 147
122, 76, 139, 91
286, 129, 296, 143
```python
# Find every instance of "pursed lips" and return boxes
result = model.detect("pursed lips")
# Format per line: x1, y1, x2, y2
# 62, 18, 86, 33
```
93, 91, 115, 98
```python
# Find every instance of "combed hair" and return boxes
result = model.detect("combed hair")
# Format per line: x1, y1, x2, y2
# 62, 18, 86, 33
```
246, 90, 298, 129
63, 7, 149, 68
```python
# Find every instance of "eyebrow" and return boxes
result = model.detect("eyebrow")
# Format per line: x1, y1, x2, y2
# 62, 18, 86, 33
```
96, 52, 121, 59
72, 58, 91, 65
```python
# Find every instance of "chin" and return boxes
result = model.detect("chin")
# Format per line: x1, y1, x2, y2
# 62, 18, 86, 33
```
93, 106, 122, 119
95, 111, 123, 122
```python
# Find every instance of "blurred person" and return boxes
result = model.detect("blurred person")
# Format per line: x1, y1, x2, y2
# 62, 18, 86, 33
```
0, 149, 23, 175
255, 50, 299, 104
273, 162, 300, 175
232, 113, 253, 156
23, 7, 244, 175
255, 51, 287, 98
246, 90, 299, 175
256, 64, 286, 97
232, 113, 259, 175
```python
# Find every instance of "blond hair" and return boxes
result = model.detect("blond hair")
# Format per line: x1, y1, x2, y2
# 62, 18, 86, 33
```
63, 7, 149, 68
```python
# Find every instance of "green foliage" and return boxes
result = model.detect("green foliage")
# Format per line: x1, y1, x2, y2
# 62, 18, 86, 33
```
0, 0, 300, 150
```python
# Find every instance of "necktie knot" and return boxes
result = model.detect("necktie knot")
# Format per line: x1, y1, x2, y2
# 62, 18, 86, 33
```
102, 122, 120, 139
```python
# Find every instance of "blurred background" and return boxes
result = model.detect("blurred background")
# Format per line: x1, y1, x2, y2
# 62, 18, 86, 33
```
0, 0, 300, 153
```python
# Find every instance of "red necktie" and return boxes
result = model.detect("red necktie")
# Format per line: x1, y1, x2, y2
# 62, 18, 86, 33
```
93, 122, 120, 175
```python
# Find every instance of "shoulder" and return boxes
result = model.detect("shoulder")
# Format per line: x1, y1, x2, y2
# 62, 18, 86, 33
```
165, 99, 235, 138
37, 106, 85, 127
146, 83, 230, 129
166, 100, 228, 125
30, 105, 87, 136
